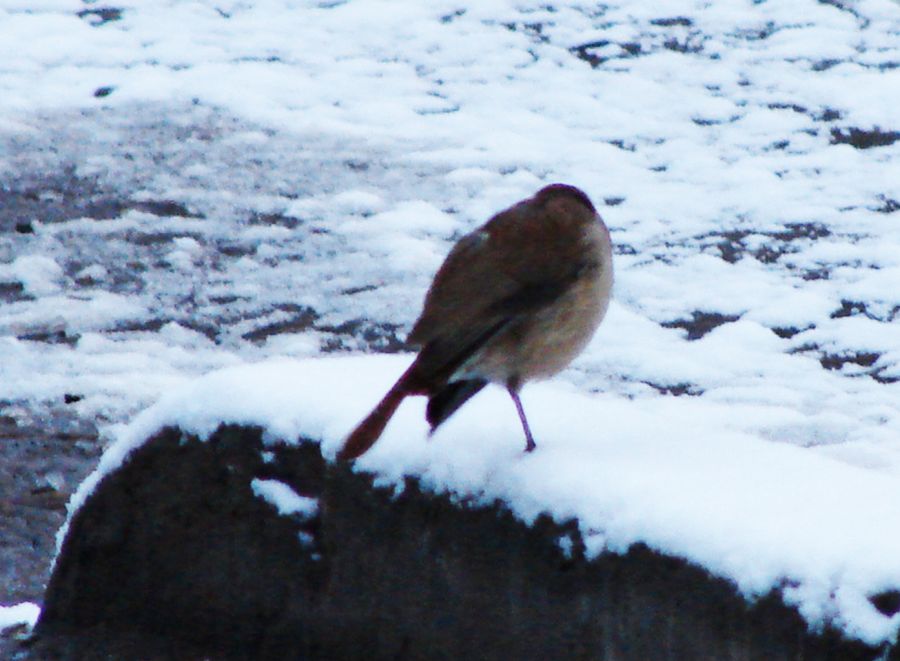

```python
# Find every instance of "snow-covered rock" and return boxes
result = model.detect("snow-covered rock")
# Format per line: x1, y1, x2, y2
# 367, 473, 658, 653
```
32, 356, 900, 658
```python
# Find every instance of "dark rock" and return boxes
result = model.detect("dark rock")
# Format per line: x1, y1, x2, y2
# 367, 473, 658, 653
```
770, 222, 831, 241
662, 311, 741, 340
736, 22, 777, 41
651, 17, 693, 27
702, 222, 832, 267
439, 9, 465, 24
0, 281, 29, 303
110, 318, 167, 334
608, 138, 636, 152
663, 34, 704, 55
819, 350, 880, 371
875, 196, 899, 214
317, 318, 408, 353
830, 127, 900, 149
76, 7, 124, 27
768, 103, 808, 114
29, 424, 897, 660
501, 21, 549, 44
242, 306, 319, 343
771, 326, 807, 339
570, 41, 611, 68
710, 229, 750, 264
812, 59, 841, 72
248, 212, 302, 228
130, 199, 203, 218
0, 169, 128, 230
816, 108, 842, 122
16, 329, 80, 346
0, 172, 202, 231
614, 243, 637, 256
831, 299, 870, 319
0, 401, 102, 607
802, 267, 831, 281
643, 382, 703, 397
218, 242, 256, 257
872, 591, 900, 617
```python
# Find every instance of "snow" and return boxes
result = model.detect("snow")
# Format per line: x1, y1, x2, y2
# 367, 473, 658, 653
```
0, 255, 64, 296
66, 355, 900, 644
251, 478, 319, 519
0, 602, 40, 634
1, 0, 898, 648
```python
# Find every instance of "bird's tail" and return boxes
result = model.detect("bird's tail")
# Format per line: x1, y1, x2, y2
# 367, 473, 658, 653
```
337, 363, 422, 462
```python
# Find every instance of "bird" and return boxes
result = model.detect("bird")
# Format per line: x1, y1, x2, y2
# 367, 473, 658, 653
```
338, 183, 613, 462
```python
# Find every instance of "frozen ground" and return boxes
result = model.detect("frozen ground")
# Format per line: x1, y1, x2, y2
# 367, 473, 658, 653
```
1, 0, 899, 646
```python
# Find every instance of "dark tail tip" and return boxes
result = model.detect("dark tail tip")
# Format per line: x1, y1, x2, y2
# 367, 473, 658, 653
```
425, 379, 487, 433
338, 385, 409, 462
338, 417, 384, 462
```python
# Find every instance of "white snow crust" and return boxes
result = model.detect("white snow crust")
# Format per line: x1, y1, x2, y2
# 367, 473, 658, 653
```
75, 355, 900, 644
251, 478, 319, 519
0, 602, 40, 634
2, 0, 899, 646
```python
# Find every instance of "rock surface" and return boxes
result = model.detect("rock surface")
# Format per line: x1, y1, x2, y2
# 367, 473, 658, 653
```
27, 425, 895, 660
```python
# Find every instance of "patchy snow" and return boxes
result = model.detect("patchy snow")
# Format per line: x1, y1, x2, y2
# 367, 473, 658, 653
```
0, 255, 64, 296
1, 0, 899, 647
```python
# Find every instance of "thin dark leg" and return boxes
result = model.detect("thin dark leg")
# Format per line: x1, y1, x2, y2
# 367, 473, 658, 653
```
507, 383, 536, 452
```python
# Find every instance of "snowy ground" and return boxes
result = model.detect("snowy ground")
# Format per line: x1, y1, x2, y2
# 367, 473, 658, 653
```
1, 0, 899, 647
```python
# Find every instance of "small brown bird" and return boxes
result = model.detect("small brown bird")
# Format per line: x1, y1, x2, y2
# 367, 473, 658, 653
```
338, 183, 613, 461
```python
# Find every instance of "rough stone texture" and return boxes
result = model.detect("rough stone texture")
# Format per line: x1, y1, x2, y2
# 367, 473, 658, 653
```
0, 399, 102, 606
24, 425, 897, 660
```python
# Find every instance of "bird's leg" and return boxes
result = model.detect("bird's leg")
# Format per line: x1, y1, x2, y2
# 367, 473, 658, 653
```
506, 379, 536, 453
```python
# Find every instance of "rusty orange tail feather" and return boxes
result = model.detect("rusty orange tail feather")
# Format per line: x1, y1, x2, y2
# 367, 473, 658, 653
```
338, 362, 424, 462
338, 385, 409, 461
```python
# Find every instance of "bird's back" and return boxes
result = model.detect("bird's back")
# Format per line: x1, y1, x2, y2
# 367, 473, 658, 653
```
408, 185, 613, 386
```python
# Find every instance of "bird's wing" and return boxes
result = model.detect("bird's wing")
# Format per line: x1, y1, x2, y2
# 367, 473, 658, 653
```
407, 204, 588, 384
